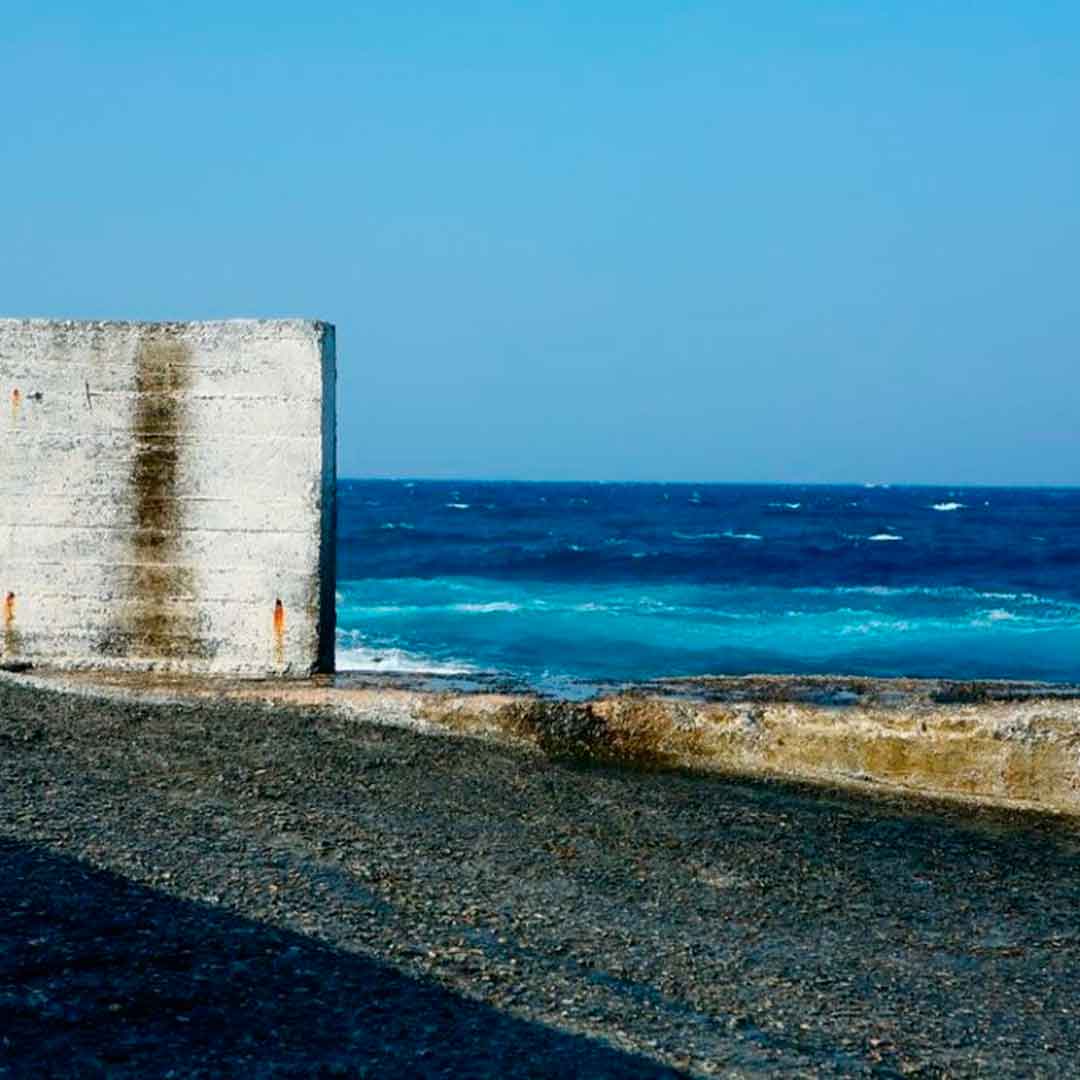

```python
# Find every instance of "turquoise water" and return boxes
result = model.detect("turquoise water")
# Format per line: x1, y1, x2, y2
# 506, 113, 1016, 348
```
336, 480, 1080, 691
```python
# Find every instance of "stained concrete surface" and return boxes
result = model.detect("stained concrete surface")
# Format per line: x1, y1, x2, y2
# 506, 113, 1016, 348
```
0, 318, 335, 677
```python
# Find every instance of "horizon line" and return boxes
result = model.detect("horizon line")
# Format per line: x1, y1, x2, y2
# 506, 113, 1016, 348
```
339, 475, 1080, 490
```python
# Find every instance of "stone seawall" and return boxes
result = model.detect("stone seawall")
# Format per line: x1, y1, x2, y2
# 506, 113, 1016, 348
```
422, 691, 1080, 816
0, 319, 336, 676
10, 671, 1080, 816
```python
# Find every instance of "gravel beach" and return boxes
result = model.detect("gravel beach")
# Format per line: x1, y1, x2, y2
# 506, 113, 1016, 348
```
2, 676, 1079, 1077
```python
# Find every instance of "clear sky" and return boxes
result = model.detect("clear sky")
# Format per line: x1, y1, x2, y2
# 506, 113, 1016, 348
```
4, 3, 1078, 484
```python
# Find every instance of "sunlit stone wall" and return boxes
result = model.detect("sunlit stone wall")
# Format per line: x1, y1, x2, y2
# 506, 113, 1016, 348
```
0, 319, 336, 676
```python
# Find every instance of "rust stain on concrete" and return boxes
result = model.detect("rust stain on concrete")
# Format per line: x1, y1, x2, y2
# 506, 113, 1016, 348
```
10, 388, 20, 422
99, 334, 212, 662
273, 598, 286, 667
3, 592, 20, 657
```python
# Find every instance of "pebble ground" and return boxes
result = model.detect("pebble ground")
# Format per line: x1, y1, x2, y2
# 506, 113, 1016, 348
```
2, 677, 1079, 1077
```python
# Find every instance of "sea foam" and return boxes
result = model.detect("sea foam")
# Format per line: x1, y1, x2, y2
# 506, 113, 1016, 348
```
453, 602, 522, 614
336, 640, 479, 675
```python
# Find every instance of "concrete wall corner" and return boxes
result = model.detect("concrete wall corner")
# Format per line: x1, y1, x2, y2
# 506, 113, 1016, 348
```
1, 317, 338, 678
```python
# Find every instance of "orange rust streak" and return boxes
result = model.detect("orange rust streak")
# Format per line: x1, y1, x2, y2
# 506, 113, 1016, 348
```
273, 599, 286, 665
10, 388, 21, 420
3, 592, 16, 657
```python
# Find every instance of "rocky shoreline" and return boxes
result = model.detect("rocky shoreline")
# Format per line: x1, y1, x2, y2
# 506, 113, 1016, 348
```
331, 670, 1080, 707
3, 674, 1080, 1076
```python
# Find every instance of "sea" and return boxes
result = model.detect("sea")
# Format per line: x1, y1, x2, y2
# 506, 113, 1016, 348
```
336, 480, 1080, 694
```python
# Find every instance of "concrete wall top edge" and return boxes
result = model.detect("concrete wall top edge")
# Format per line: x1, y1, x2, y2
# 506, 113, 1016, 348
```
0, 318, 334, 333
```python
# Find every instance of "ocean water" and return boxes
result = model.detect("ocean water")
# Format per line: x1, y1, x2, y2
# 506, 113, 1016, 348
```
336, 480, 1080, 692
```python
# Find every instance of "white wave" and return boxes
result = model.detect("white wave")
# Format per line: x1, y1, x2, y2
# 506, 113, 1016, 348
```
819, 585, 1079, 611
768, 501, 802, 510
446, 502, 471, 510
343, 600, 518, 616
336, 643, 478, 675
379, 522, 415, 530
828, 584, 952, 599
969, 607, 1074, 629
932, 502, 965, 512
673, 530, 763, 541
868, 533, 903, 542
839, 618, 913, 635
831, 584, 905, 596
452, 602, 521, 614
567, 544, 587, 552
349, 604, 423, 615
968, 609, 1043, 629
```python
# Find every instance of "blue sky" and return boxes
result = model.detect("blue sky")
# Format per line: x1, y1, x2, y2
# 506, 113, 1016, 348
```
4, 3, 1078, 483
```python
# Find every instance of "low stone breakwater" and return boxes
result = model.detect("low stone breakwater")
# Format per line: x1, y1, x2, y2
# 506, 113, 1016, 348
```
10, 670, 1080, 817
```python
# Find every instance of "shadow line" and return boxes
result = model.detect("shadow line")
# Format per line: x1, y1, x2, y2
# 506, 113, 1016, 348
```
0, 837, 680, 1078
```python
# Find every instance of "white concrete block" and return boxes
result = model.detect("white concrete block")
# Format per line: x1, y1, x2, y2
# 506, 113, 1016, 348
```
0, 319, 336, 676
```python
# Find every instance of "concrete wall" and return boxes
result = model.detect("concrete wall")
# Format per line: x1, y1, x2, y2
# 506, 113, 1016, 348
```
0, 319, 336, 676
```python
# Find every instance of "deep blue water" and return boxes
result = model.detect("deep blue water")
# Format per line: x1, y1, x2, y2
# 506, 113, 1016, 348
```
336, 480, 1080, 691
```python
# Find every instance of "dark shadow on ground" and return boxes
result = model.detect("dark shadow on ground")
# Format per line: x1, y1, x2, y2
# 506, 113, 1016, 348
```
0, 838, 679, 1078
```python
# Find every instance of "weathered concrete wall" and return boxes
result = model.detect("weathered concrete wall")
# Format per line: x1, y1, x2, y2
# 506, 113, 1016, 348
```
0, 319, 336, 676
